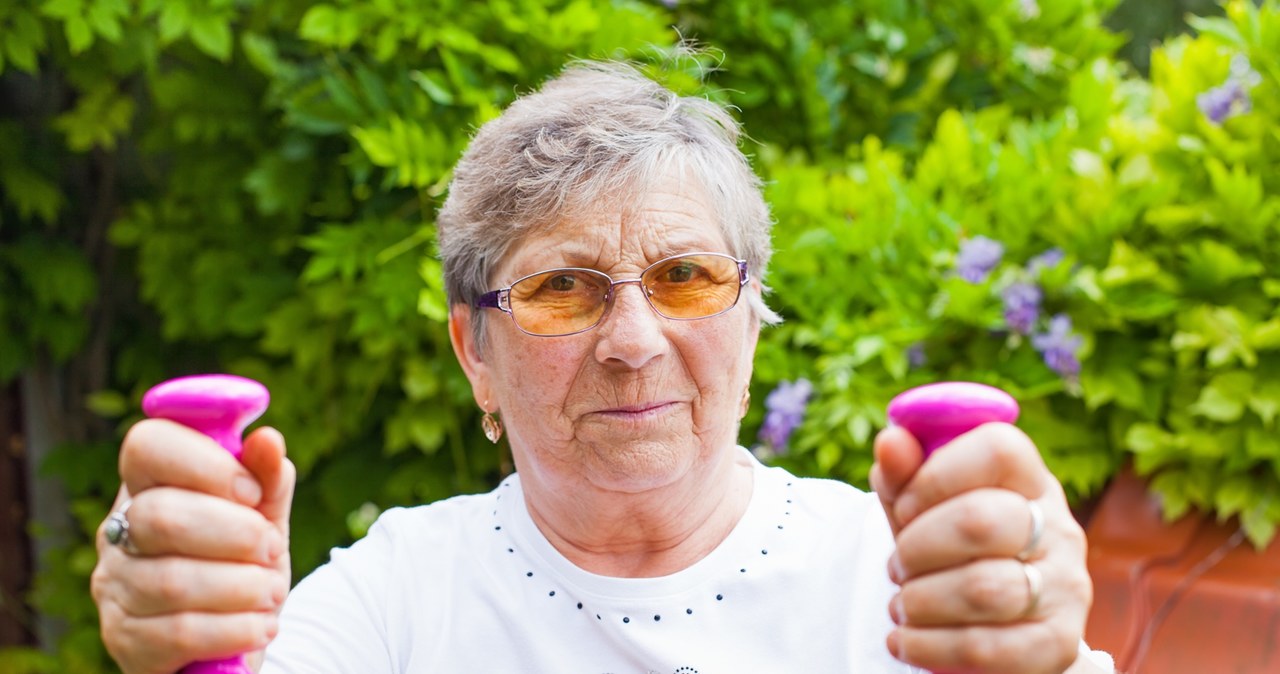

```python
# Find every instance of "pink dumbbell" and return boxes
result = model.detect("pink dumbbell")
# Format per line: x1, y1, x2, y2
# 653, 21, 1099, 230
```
142, 374, 271, 674
887, 381, 1019, 674
887, 381, 1019, 458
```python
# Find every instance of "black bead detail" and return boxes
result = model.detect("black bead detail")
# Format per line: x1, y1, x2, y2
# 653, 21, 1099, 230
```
549, 591, 555, 597
577, 602, 583, 609
686, 608, 693, 615
716, 594, 723, 601
623, 617, 630, 624
526, 571, 533, 577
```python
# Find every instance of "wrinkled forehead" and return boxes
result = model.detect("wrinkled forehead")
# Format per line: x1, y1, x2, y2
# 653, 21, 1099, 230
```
492, 174, 729, 280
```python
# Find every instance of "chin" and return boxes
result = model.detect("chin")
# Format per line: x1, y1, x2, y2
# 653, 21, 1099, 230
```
584, 440, 700, 494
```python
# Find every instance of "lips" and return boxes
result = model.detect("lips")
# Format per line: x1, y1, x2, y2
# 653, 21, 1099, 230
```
595, 401, 678, 416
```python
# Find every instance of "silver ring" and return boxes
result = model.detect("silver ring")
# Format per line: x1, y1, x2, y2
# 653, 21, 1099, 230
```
104, 498, 139, 554
1017, 498, 1044, 562
1020, 561, 1043, 619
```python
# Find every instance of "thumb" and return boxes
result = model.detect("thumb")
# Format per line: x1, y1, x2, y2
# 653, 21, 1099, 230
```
870, 425, 924, 536
241, 426, 296, 536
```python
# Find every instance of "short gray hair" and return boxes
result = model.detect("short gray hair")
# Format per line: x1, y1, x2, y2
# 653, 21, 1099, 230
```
437, 60, 780, 345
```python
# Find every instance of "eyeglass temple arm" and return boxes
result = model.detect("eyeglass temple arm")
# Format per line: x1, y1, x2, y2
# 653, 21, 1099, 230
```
475, 290, 502, 309
738, 260, 749, 285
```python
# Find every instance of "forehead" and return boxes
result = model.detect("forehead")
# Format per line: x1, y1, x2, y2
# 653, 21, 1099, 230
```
498, 179, 728, 277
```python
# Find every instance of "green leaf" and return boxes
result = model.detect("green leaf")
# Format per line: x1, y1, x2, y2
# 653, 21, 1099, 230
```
157, 1, 190, 42
188, 13, 231, 60
64, 14, 94, 53
1190, 371, 1252, 422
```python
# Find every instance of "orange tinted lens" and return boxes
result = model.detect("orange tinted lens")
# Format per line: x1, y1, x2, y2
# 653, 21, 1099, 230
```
508, 269, 609, 335
643, 254, 741, 319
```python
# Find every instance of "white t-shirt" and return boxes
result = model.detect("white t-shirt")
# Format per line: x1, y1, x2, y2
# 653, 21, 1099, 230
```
260, 451, 980, 673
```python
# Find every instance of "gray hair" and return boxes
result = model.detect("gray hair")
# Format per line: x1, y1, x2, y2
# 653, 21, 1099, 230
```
437, 60, 780, 347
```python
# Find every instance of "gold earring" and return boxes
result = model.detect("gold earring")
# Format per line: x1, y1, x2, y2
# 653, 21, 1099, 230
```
740, 388, 751, 419
481, 401, 503, 444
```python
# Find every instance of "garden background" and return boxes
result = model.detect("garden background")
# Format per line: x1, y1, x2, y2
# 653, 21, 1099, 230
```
2, 0, 1278, 671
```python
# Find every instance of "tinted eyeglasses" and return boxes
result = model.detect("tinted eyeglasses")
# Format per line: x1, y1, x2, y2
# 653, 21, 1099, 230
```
475, 252, 749, 337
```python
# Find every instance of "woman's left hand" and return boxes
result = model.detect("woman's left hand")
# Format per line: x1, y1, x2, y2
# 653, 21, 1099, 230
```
870, 423, 1097, 674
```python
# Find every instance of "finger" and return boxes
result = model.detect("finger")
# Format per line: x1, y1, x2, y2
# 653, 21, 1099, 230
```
122, 419, 263, 507
892, 558, 1040, 627
102, 604, 279, 674
100, 555, 288, 617
891, 489, 1037, 578
893, 423, 1049, 526
127, 487, 284, 564
889, 620, 1079, 674
241, 426, 295, 535
871, 426, 925, 535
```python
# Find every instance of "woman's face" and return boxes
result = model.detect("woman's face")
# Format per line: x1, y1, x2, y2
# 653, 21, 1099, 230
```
451, 179, 762, 497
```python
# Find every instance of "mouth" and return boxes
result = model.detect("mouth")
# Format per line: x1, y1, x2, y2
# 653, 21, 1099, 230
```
594, 401, 680, 418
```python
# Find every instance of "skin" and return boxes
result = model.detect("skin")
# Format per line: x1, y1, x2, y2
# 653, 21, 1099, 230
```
91, 177, 1104, 673
449, 178, 759, 577
91, 422, 293, 674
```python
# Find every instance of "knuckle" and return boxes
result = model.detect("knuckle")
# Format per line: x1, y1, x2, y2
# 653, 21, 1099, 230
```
168, 611, 203, 654
90, 562, 112, 603
955, 629, 1001, 669
954, 499, 1002, 547
154, 560, 190, 606
961, 568, 1009, 615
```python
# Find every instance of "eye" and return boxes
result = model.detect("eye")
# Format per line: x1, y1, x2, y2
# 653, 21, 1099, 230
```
547, 274, 577, 291
663, 262, 698, 283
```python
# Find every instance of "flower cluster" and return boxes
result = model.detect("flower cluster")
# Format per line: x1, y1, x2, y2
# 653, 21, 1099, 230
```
1197, 54, 1262, 125
757, 378, 813, 454
1033, 314, 1083, 378
954, 236, 1005, 283
955, 240, 1083, 379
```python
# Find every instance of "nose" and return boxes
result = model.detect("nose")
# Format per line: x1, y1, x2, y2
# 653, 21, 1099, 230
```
593, 280, 669, 369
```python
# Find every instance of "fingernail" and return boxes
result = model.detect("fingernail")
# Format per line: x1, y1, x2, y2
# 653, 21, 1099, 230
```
234, 475, 263, 505
272, 578, 289, 604
887, 629, 902, 659
888, 554, 905, 584
263, 613, 279, 640
890, 594, 904, 625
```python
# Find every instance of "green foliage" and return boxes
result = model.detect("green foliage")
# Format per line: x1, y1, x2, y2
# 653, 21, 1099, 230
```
753, 0, 1280, 550
4, 0, 1280, 670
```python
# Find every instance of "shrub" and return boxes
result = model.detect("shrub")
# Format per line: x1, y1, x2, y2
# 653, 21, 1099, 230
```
753, 0, 1280, 548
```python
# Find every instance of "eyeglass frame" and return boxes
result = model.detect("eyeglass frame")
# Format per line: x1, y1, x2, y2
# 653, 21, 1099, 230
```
474, 251, 751, 337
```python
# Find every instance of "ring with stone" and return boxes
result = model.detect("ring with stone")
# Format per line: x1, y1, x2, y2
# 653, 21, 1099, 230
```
104, 498, 139, 554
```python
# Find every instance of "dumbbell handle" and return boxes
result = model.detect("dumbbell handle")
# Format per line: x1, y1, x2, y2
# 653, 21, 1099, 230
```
142, 374, 271, 674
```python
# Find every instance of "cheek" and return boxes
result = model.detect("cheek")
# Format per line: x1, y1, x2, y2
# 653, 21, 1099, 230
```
491, 331, 585, 409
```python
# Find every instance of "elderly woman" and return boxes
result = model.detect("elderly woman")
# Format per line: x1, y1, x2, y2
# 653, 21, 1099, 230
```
92, 62, 1113, 674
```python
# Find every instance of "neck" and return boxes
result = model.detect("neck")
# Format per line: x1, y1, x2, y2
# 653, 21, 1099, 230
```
520, 447, 754, 578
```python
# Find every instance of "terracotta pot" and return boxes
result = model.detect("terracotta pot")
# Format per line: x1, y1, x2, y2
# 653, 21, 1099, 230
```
1085, 468, 1280, 673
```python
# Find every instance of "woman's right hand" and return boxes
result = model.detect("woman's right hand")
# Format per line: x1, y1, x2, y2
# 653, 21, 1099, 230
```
91, 420, 296, 674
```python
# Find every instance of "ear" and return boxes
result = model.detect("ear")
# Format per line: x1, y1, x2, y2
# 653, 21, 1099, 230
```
449, 304, 493, 410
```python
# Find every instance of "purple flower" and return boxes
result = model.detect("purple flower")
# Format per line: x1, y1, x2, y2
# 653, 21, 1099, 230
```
955, 236, 1005, 283
1032, 314, 1083, 378
907, 343, 928, 369
758, 379, 813, 453
1002, 281, 1043, 335
1027, 248, 1065, 274
1198, 54, 1261, 125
